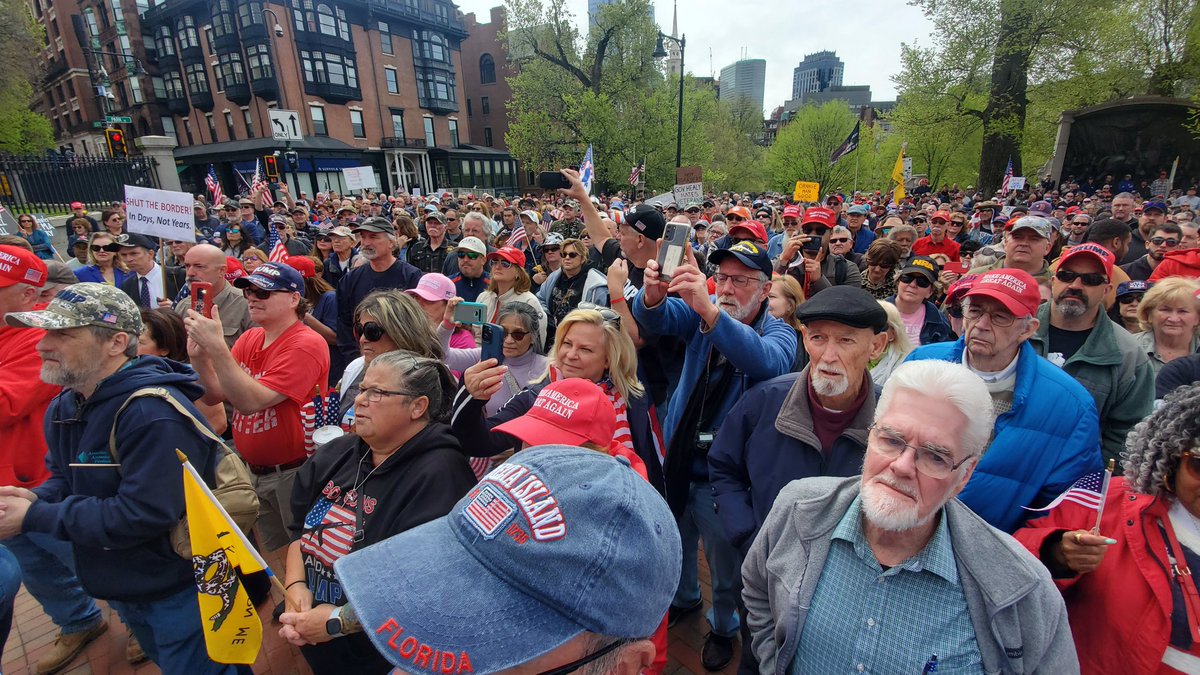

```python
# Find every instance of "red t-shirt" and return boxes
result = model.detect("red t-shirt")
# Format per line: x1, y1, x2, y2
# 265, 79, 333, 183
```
910, 236, 961, 261
0, 324, 59, 488
230, 321, 330, 465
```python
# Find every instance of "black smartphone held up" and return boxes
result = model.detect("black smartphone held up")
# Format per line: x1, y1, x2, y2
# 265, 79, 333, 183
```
537, 171, 572, 191
801, 235, 824, 254
655, 221, 692, 282
480, 322, 506, 366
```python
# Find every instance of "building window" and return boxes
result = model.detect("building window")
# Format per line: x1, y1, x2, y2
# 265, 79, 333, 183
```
175, 16, 199, 50
412, 29, 448, 63
384, 66, 398, 94
224, 111, 236, 139
417, 69, 456, 105
350, 109, 365, 138
310, 105, 326, 135
183, 118, 194, 144
466, 98, 472, 116
423, 117, 435, 147
479, 54, 495, 84
448, 119, 458, 147
390, 110, 405, 138
237, 0, 263, 29
129, 75, 145, 104
211, 0, 236, 40
163, 71, 185, 99
300, 50, 358, 88
205, 112, 217, 141
379, 21, 392, 55
161, 116, 177, 142
483, 127, 492, 147
481, 96, 489, 115
213, 60, 226, 91
82, 8, 99, 41
246, 44, 273, 80
243, 108, 255, 138
203, 26, 215, 53
217, 52, 246, 87
154, 25, 174, 56
184, 62, 210, 94
151, 76, 167, 99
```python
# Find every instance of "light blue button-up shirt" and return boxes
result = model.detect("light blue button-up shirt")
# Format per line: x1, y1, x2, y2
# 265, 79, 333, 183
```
791, 496, 983, 674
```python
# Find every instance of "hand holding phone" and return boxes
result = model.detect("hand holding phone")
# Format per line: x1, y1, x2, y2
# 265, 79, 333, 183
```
537, 171, 571, 190
190, 282, 214, 318
480, 322, 506, 366
452, 301, 487, 325
655, 222, 692, 282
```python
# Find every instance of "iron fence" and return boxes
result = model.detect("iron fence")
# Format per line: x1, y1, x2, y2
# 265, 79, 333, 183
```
0, 153, 159, 214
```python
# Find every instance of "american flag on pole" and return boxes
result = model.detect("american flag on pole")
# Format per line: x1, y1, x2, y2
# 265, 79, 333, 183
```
266, 223, 288, 263
579, 144, 595, 195
628, 159, 644, 186
205, 165, 224, 204
506, 223, 527, 248
300, 498, 357, 567
250, 158, 267, 194
1000, 157, 1014, 196
464, 485, 514, 536
1024, 470, 1109, 512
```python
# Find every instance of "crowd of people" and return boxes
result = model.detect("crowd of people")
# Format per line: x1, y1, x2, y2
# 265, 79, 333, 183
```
0, 167, 1197, 675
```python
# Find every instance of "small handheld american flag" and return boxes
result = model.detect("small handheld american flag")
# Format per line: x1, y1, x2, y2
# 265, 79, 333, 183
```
1025, 464, 1113, 513
506, 224, 527, 248
1000, 158, 1014, 197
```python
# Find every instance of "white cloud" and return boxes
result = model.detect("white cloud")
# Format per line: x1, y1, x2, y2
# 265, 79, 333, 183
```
452, 0, 936, 114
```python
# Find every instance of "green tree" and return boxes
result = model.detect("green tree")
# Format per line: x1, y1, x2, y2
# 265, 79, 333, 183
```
0, 0, 52, 153
765, 102, 860, 195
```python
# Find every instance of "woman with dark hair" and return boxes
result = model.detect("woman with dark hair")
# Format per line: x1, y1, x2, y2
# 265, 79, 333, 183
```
67, 217, 94, 249
1015, 384, 1200, 674
440, 300, 549, 417
221, 225, 251, 258
392, 213, 418, 262
100, 209, 126, 236
15, 214, 55, 260
284, 256, 338, 345
860, 238, 904, 299
280, 351, 475, 675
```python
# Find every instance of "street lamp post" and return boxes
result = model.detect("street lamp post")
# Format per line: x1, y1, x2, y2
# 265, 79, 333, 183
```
262, 8, 301, 192
652, 32, 685, 169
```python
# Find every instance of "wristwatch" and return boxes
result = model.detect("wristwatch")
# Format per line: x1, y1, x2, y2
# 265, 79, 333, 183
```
325, 606, 345, 638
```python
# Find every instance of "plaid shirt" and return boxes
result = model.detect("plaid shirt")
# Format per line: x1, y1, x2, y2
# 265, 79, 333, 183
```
791, 496, 983, 674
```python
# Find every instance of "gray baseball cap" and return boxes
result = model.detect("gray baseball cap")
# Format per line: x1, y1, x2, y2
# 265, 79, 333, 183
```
1008, 216, 1052, 240
6, 282, 142, 333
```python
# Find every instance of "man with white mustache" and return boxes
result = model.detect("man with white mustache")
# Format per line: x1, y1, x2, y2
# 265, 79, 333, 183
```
743, 360, 1077, 674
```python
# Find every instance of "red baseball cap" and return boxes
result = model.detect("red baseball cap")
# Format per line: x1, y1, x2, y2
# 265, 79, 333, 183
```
492, 378, 615, 448
70, 201, 85, 210
945, 273, 981, 305
0, 245, 47, 288
488, 247, 525, 266
1065, 206, 1082, 216
964, 269, 1041, 317
224, 256, 246, 282
1059, 242, 1116, 280
782, 205, 802, 219
931, 211, 952, 222
284, 255, 317, 279
802, 207, 836, 228
728, 219, 768, 243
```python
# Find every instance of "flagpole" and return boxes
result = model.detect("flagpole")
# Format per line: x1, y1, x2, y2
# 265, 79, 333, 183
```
175, 450, 288, 597
854, 148, 860, 195
1092, 458, 1116, 534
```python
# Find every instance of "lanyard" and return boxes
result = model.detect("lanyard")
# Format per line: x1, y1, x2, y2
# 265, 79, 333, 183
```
1159, 518, 1200, 644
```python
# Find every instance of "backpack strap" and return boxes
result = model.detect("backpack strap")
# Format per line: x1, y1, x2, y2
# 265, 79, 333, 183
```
834, 256, 847, 286
108, 387, 229, 468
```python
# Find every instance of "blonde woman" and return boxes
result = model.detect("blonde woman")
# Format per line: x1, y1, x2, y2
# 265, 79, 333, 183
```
1132, 277, 1200, 374
870, 299, 915, 386
453, 304, 666, 493
74, 231, 133, 286
769, 274, 807, 371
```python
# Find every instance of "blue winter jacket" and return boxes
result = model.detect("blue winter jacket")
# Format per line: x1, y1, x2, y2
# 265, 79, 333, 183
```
886, 296, 954, 346
26, 357, 221, 602
907, 339, 1103, 532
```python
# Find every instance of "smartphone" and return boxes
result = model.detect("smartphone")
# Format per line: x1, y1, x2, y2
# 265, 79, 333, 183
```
453, 301, 487, 325
655, 222, 691, 282
945, 261, 969, 275
537, 171, 571, 190
802, 236, 824, 253
480, 322, 505, 366
190, 282, 213, 318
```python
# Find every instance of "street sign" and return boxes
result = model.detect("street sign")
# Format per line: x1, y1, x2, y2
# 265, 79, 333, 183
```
793, 181, 820, 202
269, 109, 303, 141
92, 121, 106, 128
105, 116, 133, 124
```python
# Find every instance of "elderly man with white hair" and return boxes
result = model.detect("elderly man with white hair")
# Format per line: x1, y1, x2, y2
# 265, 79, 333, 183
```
742, 359, 1078, 675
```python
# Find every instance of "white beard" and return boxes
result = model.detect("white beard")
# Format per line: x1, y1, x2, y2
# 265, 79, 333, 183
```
811, 369, 849, 397
860, 475, 932, 532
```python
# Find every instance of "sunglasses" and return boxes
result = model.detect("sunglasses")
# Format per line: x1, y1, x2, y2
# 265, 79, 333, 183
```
242, 287, 281, 300
1181, 451, 1200, 480
1118, 294, 1144, 305
898, 273, 933, 288
491, 259, 516, 269
227, 229, 241, 234
946, 304, 964, 319
1150, 237, 1180, 247
354, 321, 386, 342
446, 216, 458, 222
829, 237, 851, 244
317, 236, 332, 243
802, 226, 828, 236
578, 302, 620, 326
541, 246, 561, 253
457, 251, 483, 260
503, 329, 530, 341
91, 243, 122, 253
1055, 269, 1107, 286
18, 219, 33, 225
562, 252, 581, 259
726, 215, 746, 222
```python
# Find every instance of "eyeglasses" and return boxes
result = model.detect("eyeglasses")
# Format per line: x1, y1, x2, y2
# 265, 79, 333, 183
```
577, 302, 621, 327
1118, 294, 1144, 305
562, 251, 581, 259
503, 329, 530, 341
963, 304, 1018, 327
1181, 451, 1200, 479
726, 214, 746, 222
1054, 269, 1107, 286
227, 229, 241, 234
354, 321, 386, 342
457, 251, 483, 260
356, 386, 417, 404
829, 237, 851, 244
491, 259, 516, 269
541, 246, 561, 253
1150, 237, 1180, 247
898, 273, 932, 288
18, 219, 33, 225
713, 272, 765, 288
868, 424, 971, 479
242, 287, 281, 300
91, 243, 121, 253
446, 216, 459, 222
317, 236, 332, 243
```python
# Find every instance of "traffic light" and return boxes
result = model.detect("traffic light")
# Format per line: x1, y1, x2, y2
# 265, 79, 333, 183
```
105, 128, 128, 159
284, 150, 298, 170
263, 154, 280, 182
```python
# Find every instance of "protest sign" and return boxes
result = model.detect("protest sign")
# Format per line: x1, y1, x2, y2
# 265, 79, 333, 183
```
125, 185, 194, 241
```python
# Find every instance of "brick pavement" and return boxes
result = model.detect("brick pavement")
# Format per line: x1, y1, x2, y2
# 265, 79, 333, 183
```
3, 550, 738, 675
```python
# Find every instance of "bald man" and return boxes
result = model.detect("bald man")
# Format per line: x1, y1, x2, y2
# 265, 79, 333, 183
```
173, 244, 255, 347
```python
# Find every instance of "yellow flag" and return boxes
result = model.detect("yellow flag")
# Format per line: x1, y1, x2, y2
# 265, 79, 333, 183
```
183, 462, 264, 664
891, 148, 907, 205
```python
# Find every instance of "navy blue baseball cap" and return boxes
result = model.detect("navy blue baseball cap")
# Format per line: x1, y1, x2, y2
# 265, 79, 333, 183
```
334, 446, 681, 674
709, 240, 773, 277
231, 261, 303, 293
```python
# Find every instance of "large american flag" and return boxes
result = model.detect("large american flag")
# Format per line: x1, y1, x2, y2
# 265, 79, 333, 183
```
205, 164, 224, 204
266, 223, 288, 263
628, 159, 644, 186
301, 498, 356, 567
1025, 470, 1108, 512
1000, 158, 1014, 196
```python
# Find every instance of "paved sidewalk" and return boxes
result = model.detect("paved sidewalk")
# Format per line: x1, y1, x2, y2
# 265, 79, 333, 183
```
3, 550, 739, 675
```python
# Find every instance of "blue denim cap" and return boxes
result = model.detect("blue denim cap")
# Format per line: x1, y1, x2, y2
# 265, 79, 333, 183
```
334, 445, 681, 674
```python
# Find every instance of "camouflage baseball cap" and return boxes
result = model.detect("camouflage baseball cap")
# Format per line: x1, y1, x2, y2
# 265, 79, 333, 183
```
5, 282, 142, 333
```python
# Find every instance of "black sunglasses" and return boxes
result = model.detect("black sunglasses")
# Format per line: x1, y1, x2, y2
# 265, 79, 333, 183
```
726, 214, 746, 222
1118, 294, 1144, 305
1055, 269, 1107, 287
541, 246, 561, 253
898, 273, 933, 288
354, 321, 386, 342
91, 243, 122, 253
317, 236, 332, 243
802, 225, 828, 236
945, 304, 964, 318
242, 287, 282, 300
562, 251, 581, 259
534, 641, 621, 675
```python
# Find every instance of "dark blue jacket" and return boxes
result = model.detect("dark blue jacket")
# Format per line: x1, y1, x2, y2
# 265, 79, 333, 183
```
907, 339, 1102, 532
886, 296, 954, 346
708, 368, 874, 554
27, 357, 221, 602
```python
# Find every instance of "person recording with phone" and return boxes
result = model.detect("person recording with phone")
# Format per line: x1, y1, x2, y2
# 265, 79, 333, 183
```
777, 207, 860, 297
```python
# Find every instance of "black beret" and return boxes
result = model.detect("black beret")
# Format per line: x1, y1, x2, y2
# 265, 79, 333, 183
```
796, 285, 888, 333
